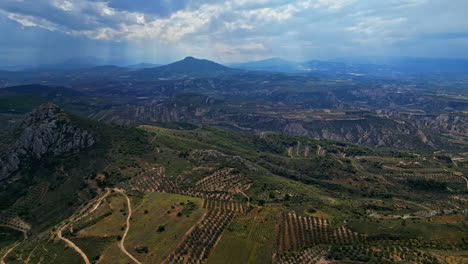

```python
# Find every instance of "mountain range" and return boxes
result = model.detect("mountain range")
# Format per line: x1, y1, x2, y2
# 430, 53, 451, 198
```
0, 54, 467, 264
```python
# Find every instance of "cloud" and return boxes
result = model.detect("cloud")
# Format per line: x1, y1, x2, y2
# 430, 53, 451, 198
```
0, 0, 355, 41
0, 0, 467, 63
347, 17, 408, 34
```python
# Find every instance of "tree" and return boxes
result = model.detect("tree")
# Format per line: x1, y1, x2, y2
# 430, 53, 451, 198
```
158, 224, 166, 232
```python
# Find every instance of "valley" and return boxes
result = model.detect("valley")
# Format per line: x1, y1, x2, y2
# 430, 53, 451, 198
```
1, 1, 467, 263
0, 103, 466, 263
0, 57, 466, 264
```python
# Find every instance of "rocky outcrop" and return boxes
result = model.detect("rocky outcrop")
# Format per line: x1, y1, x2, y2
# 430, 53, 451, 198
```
0, 103, 95, 180
89, 94, 220, 125
376, 110, 468, 135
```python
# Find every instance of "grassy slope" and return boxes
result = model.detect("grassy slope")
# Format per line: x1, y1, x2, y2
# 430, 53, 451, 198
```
207, 207, 279, 264
125, 192, 205, 264
77, 193, 128, 237
2, 121, 466, 263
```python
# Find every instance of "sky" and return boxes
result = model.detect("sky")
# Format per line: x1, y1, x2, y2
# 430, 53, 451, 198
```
0, 0, 467, 66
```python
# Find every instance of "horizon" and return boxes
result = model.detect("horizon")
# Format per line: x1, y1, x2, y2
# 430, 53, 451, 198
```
1, 0, 468, 66
3, 54, 468, 69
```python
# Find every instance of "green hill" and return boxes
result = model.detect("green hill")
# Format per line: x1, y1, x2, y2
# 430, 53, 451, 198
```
0, 105, 466, 264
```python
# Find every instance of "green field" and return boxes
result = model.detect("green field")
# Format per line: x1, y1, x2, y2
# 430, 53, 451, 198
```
125, 192, 205, 264
207, 207, 279, 264
77, 193, 128, 237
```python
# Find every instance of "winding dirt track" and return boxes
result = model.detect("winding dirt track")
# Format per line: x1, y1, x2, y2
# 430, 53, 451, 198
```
461, 176, 468, 190
1, 242, 20, 264
56, 189, 111, 264
115, 189, 142, 264
57, 228, 90, 264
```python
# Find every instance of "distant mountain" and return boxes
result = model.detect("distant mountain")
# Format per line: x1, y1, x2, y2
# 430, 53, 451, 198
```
136, 56, 235, 77
229, 58, 385, 76
229, 58, 298, 73
231, 56, 468, 77
126, 63, 162, 69
0, 84, 82, 96
162, 56, 231, 72
331, 56, 468, 74
0, 65, 35, 71
25, 57, 100, 71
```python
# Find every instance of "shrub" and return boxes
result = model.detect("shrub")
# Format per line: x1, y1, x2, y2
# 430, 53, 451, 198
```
135, 246, 149, 254
157, 224, 166, 232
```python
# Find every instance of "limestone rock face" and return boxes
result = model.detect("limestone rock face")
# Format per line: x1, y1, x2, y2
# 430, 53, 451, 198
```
0, 103, 95, 180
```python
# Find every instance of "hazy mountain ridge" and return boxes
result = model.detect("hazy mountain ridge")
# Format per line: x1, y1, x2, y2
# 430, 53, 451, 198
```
0, 57, 466, 152
231, 56, 468, 77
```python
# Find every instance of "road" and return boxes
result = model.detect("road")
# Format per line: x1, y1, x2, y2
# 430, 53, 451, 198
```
461, 176, 468, 190
56, 189, 111, 264
115, 189, 142, 264
1, 242, 20, 264
57, 227, 90, 264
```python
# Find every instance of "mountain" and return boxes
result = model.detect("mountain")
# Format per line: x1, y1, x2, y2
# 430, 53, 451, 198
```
89, 93, 465, 152
0, 103, 95, 180
26, 57, 100, 71
163, 56, 231, 71
135, 56, 236, 77
0, 65, 34, 72
0, 56, 466, 151
332, 56, 468, 74
0, 84, 82, 97
229, 58, 397, 77
230, 56, 468, 78
0, 104, 466, 264
229, 57, 297, 72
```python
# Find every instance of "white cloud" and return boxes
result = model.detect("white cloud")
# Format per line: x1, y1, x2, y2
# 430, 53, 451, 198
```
347, 17, 408, 34
299, 0, 355, 10
52, 0, 75, 12
0, 0, 354, 42
5, 12, 61, 31
214, 42, 266, 55
1, 0, 467, 61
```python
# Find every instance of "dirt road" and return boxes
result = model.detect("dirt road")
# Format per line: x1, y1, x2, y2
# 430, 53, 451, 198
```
56, 189, 111, 264
115, 189, 142, 264
57, 227, 90, 264
461, 176, 468, 190
1, 242, 20, 264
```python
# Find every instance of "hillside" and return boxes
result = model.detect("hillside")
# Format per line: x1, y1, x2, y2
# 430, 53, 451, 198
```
0, 104, 466, 264
0, 56, 466, 152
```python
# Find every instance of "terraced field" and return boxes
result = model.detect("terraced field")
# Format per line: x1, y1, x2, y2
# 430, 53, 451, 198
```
1, 123, 466, 264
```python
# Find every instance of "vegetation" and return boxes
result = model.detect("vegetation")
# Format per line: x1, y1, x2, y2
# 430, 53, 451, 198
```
0, 105, 466, 263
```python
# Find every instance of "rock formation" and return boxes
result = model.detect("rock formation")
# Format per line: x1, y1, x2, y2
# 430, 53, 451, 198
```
0, 103, 95, 180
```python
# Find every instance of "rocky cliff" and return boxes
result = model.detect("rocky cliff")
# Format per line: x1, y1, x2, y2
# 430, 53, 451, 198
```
0, 103, 95, 180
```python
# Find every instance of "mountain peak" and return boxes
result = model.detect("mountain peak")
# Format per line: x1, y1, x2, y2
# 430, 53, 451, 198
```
153, 56, 233, 75
25, 103, 64, 123
1, 103, 95, 180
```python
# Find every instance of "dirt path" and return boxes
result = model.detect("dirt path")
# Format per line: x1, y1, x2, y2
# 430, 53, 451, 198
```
24, 245, 38, 264
461, 176, 468, 190
115, 189, 142, 264
57, 227, 90, 264
56, 189, 111, 264
239, 190, 250, 207
1, 242, 20, 264
74, 189, 111, 223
